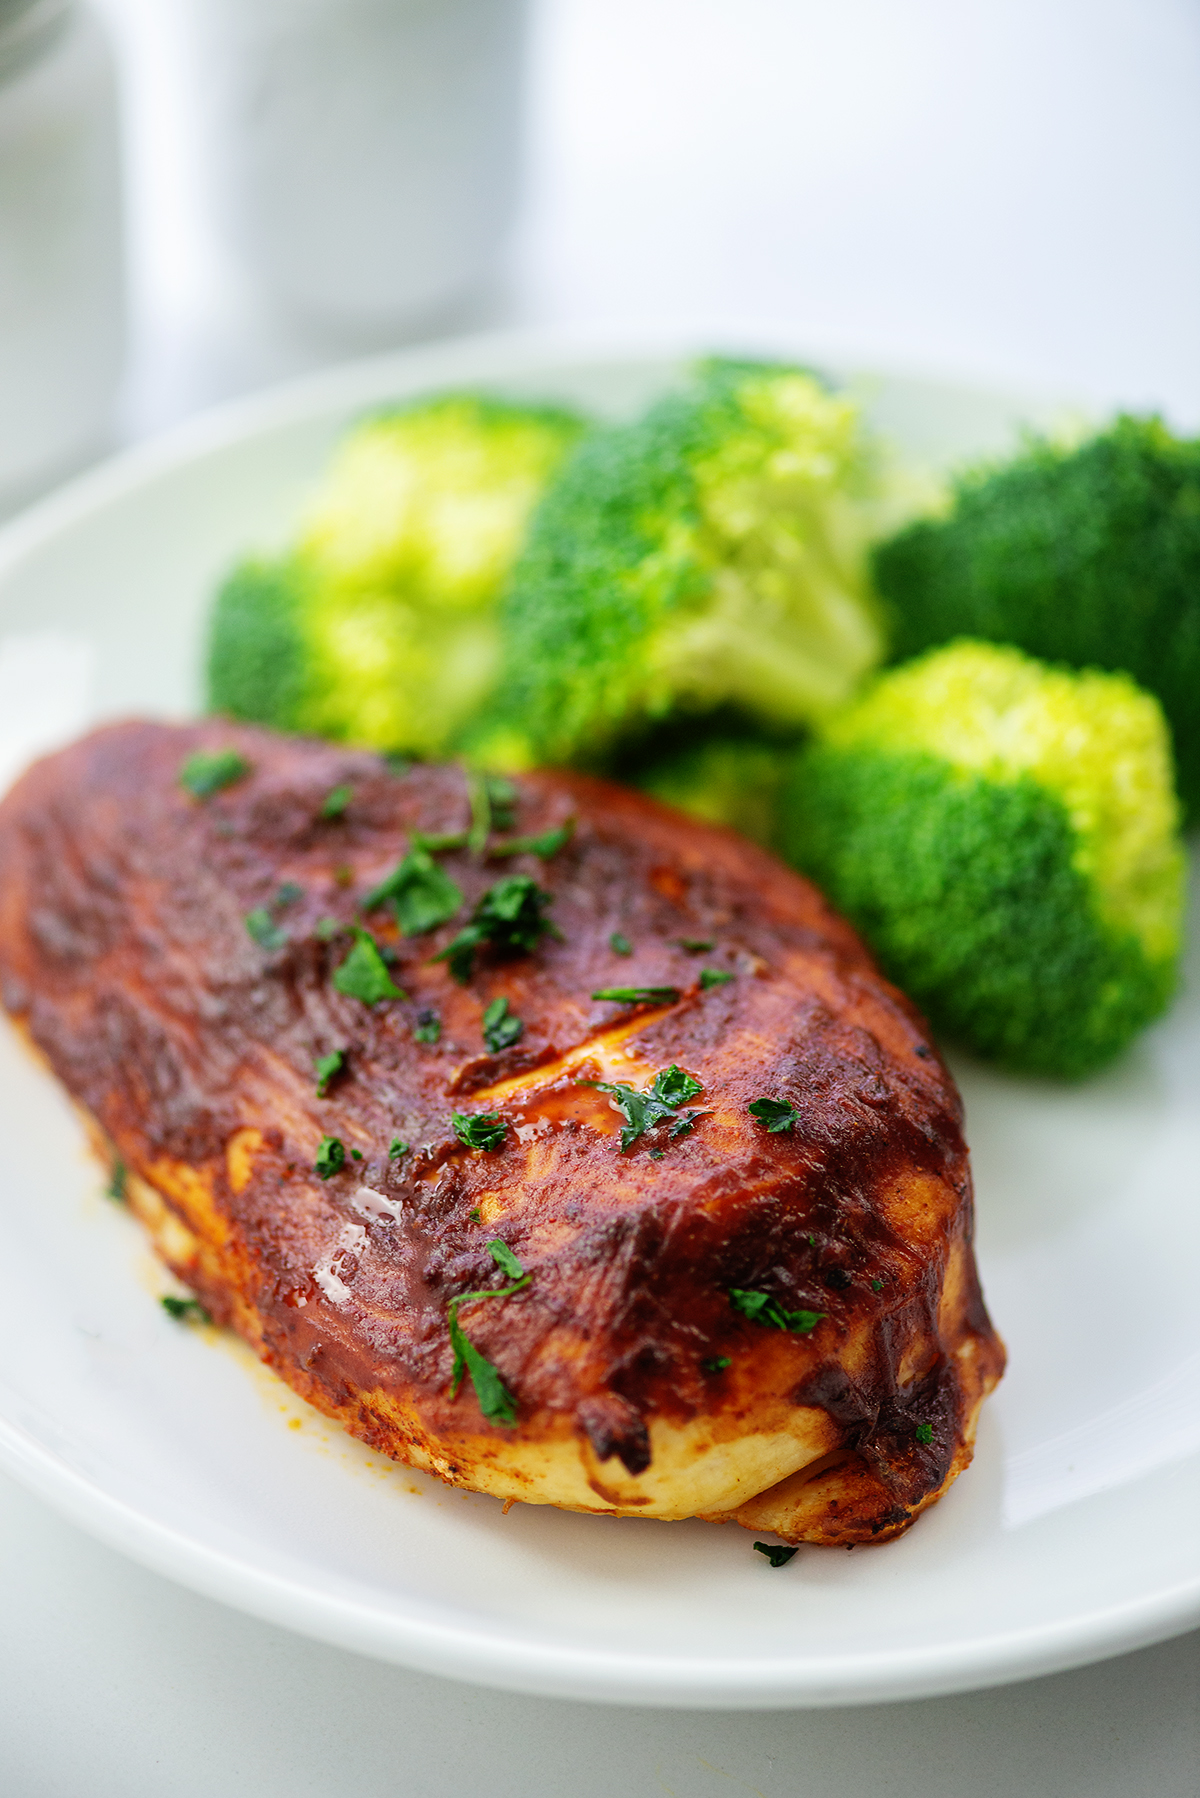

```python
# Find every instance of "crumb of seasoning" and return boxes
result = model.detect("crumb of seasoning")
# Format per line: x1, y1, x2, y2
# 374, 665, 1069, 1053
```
315, 1136, 345, 1179
753, 1542, 799, 1568
388, 1138, 409, 1159
702, 1356, 731, 1374
609, 931, 633, 956
320, 784, 353, 819
699, 968, 733, 990
179, 748, 248, 799
915, 1422, 934, 1445
105, 1160, 126, 1203
161, 1294, 210, 1324
333, 863, 354, 887
915, 1045, 933, 1059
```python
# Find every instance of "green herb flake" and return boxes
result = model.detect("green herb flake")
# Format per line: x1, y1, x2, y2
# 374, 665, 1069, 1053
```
363, 846, 464, 937
648, 1147, 665, 1160
486, 1238, 525, 1281
446, 1248, 532, 1425
870, 1278, 883, 1292
677, 937, 716, 953
609, 932, 633, 956
591, 985, 680, 1006
161, 1294, 211, 1324
435, 876, 558, 984
333, 864, 354, 888
388, 1137, 409, 1159
332, 929, 406, 1004
275, 882, 304, 908
180, 749, 249, 799
314, 1136, 346, 1179
699, 968, 733, 990
486, 776, 518, 832
314, 917, 341, 941
729, 1288, 824, 1334
482, 995, 524, 1052
413, 1007, 441, 1045
245, 907, 288, 952
350, 1148, 363, 1160
753, 1542, 799, 1568
469, 1207, 482, 1221
748, 1096, 798, 1133
915, 1422, 934, 1445
451, 1111, 508, 1152
105, 1160, 126, 1203
490, 819, 575, 860
702, 1355, 732, 1373
580, 1064, 706, 1152
314, 1048, 345, 1097
320, 784, 353, 819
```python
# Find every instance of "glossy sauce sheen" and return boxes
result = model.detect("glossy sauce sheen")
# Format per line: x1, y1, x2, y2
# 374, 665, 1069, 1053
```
0, 721, 1004, 1541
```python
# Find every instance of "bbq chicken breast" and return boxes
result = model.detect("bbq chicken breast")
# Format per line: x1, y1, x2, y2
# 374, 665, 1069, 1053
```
0, 721, 1003, 1544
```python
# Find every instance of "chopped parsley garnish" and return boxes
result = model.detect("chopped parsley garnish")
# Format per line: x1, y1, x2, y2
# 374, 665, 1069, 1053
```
451, 1111, 507, 1151
314, 1136, 345, 1179
333, 864, 354, 888
699, 968, 733, 990
106, 1160, 126, 1203
729, 1289, 824, 1334
275, 882, 304, 908
870, 1278, 883, 1292
161, 1294, 210, 1324
314, 1048, 345, 1096
609, 932, 633, 956
381, 751, 410, 775
388, 1137, 409, 1159
245, 907, 288, 951
748, 1097, 798, 1133
486, 776, 518, 833
179, 749, 248, 799
580, 1064, 706, 1152
314, 917, 341, 941
702, 1355, 732, 1373
332, 929, 406, 1004
677, 937, 715, 953
753, 1542, 799, 1568
363, 846, 464, 936
915, 1422, 934, 1445
413, 1007, 441, 1045
591, 985, 680, 1006
435, 876, 558, 984
447, 1240, 531, 1425
469, 1207, 482, 1221
490, 819, 574, 860
350, 1148, 362, 1161
648, 1148, 665, 1160
320, 783, 353, 819
485, 1238, 524, 1281
482, 995, 523, 1052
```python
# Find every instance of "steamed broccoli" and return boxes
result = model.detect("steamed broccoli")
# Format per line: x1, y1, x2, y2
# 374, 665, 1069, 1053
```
782, 640, 1186, 1078
873, 414, 1200, 816
207, 393, 588, 757
624, 724, 794, 849
470, 359, 891, 774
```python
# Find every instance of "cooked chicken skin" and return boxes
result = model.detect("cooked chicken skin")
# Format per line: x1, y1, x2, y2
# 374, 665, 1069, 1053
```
0, 721, 1003, 1544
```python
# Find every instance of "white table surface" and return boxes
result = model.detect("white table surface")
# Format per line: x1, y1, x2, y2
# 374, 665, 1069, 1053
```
4, 3, 1200, 1792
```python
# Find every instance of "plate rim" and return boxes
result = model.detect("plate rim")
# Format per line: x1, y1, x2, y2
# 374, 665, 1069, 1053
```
0, 323, 1196, 1707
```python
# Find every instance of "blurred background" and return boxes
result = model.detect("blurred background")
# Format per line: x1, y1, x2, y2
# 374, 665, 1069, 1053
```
2, 0, 1200, 510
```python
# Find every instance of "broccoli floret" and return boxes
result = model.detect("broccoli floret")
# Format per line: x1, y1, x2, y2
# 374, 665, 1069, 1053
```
782, 640, 1186, 1078
207, 394, 588, 757
470, 359, 890, 771
873, 414, 1200, 816
623, 724, 797, 848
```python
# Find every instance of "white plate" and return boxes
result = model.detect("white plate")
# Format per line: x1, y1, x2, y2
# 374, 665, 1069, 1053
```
0, 329, 1196, 1709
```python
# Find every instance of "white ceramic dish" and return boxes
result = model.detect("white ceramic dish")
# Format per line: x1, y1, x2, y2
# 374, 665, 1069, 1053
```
0, 329, 1197, 1710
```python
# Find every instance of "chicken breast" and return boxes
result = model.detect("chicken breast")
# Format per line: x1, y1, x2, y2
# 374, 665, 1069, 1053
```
0, 720, 1003, 1544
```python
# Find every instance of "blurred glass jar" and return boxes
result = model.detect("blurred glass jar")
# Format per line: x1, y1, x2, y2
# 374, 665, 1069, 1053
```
189, 0, 527, 345
0, 1, 124, 509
